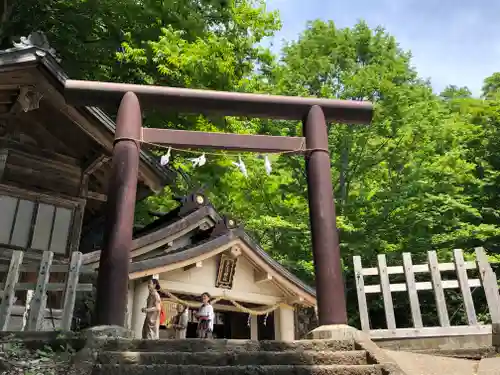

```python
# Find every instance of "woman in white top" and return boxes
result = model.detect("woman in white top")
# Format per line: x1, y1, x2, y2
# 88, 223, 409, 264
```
196, 292, 214, 338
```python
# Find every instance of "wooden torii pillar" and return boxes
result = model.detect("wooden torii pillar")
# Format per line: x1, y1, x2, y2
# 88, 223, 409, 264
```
64, 80, 373, 328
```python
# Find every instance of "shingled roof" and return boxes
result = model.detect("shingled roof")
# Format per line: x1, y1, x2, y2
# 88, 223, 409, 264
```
130, 226, 316, 296
82, 193, 316, 304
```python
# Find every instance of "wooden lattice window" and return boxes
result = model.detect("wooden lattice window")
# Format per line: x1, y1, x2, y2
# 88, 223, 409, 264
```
0, 185, 85, 256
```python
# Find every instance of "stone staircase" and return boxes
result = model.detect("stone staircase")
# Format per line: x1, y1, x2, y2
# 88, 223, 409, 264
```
91, 338, 387, 375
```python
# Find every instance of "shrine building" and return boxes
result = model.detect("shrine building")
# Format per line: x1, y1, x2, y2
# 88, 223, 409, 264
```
82, 194, 317, 341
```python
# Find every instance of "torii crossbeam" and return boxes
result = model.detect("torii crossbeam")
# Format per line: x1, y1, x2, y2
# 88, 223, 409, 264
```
64, 80, 373, 327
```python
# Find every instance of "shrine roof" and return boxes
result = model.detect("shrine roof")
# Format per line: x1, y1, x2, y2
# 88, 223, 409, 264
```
130, 226, 316, 300
0, 45, 176, 192
81, 194, 316, 304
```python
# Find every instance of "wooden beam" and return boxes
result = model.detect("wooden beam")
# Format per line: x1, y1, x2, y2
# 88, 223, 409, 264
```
83, 154, 110, 176
87, 191, 107, 201
34, 77, 113, 150
0, 263, 95, 273
142, 128, 305, 153
254, 270, 273, 284
363, 278, 482, 294
183, 261, 202, 271
286, 296, 304, 305
10, 86, 42, 114
19, 115, 76, 156
64, 79, 374, 123
361, 260, 478, 276
0, 283, 93, 292
161, 280, 281, 305
80, 154, 110, 197
230, 246, 242, 258
370, 325, 492, 340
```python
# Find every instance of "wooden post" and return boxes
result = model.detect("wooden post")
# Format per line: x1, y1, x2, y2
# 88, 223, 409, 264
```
402, 253, 423, 328
94, 92, 142, 326
21, 290, 33, 331
453, 249, 477, 325
35, 294, 47, 331
0, 251, 23, 330
26, 251, 53, 331
353, 256, 370, 331
377, 254, 396, 329
475, 247, 500, 323
427, 251, 450, 327
303, 105, 347, 325
61, 251, 83, 331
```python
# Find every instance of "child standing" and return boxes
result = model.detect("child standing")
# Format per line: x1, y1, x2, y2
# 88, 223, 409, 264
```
196, 292, 214, 339
172, 303, 189, 339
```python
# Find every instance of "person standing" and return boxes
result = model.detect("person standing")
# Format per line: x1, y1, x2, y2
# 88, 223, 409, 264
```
141, 278, 162, 339
196, 292, 214, 339
172, 303, 189, 339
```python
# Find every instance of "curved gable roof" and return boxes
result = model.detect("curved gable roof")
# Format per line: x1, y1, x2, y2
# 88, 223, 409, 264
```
125, 203, 316, 304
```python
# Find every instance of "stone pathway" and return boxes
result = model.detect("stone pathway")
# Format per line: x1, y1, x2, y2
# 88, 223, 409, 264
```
384, 350, 479, 375
477, 357, 500, 375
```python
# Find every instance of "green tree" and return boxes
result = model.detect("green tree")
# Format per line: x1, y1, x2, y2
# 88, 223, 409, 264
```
482, 72, 500, 98
1, 0, 279, 84
441, 85, 472, 100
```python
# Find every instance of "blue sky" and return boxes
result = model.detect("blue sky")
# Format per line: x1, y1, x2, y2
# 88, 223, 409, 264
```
263, 0, 499, 97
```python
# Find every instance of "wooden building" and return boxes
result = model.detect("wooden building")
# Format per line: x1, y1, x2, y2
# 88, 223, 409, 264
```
0, 39, 173, 327
0, 37, 317, 337
82, 194, 317, 341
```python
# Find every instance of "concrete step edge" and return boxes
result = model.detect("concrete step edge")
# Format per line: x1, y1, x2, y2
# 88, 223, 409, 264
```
92, 364, 384, 375
100, 338, 356, 352
97, 349, 370, 365
99, 349, 368, 356
95, 364, 382, 369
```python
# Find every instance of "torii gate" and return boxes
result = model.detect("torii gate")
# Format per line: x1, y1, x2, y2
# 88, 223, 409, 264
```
64, 80, 373, 328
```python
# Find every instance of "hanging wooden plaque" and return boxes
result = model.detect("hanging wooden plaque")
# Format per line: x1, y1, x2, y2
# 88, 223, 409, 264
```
215, 253, 238, 289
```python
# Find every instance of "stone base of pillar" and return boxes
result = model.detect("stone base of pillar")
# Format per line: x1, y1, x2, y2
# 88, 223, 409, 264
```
68, 326, 135, 375
307, 325, 405, 375
493, 322, 500, 350
83, 325, 135, 341
307, 324, 361, 340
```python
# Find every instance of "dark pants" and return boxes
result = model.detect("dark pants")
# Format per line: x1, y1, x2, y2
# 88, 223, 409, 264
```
197, 319, 212, 339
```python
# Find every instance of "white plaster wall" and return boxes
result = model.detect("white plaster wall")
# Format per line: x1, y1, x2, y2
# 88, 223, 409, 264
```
125, 282, 134, 330
159, 256, 218, 284
159, 256, 283, 298
234, 257, 282, 296
131, 279, 149, 338
274, 306, 295, 341
250, 315, 258, 340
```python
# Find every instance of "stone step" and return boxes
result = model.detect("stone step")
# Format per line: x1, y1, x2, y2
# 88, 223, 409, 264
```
98, 349, 370, 366
100, 338, 356, 353
92, 364, 384, 375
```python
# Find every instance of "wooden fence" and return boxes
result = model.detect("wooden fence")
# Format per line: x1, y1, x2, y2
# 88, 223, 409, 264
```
0, 250, 93, 331
353, 247, 500, 339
